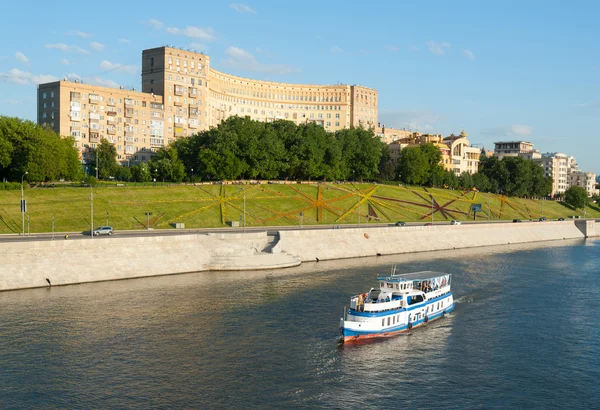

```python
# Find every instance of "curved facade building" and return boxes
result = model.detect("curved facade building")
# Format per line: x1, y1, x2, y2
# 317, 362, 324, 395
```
38, 46, 378, 165
141, 46, 377, 136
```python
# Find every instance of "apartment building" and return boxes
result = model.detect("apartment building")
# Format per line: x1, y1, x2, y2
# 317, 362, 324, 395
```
570, 171, 598, 197
37, 81, 165, 166
38, 45, 378, 166
535, 152, 569, 196
493, 141, 541, 160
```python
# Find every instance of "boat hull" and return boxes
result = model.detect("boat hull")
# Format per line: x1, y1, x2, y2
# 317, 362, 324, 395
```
341, 303, 455, 343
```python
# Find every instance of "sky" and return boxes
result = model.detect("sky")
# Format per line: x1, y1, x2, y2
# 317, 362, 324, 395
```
0, 0, 598, 173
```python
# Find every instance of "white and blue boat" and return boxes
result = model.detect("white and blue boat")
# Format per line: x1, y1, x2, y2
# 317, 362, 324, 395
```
340, 268, 454, 343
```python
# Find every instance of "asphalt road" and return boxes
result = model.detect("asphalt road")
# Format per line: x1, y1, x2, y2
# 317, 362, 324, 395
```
1, 218, 590, 243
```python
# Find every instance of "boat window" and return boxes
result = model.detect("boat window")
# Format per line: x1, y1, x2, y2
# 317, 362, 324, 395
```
387, 283, 393, 289
387, 317, 391, 326
382, 319, 385, 326
380, 282, 385, 288
396, 284, 399, 289
393, 316, 396, 324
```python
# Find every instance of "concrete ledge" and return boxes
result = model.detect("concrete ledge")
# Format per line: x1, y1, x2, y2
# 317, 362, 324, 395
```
277, 221, 586, 262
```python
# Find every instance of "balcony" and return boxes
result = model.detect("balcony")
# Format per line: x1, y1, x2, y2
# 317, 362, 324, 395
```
189, 107, 199, 117
124, 98, 135, 108
89, 132, 100, 143
174, 127, 184, 137
125, 108, 134, 118
70, 112, 81, 121
174, 86, 186, 96
70, 92, 81, 101
107, 99, 116, 106
189, 87, 197, 98
173, 100, 183, 107
107, 127, 116, 135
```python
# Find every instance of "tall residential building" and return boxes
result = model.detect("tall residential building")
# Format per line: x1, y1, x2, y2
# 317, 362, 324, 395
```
493, 141, 541, 160
38, 45, 378, 166
570, 171, 598, 197
535, 152, 569, 196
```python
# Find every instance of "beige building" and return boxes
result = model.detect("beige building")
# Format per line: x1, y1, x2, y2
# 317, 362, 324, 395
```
493, 141, 541, 160
570, 171, 598, 197
535, 152, 569, 196
38, 45, 378, 166
375, 124, 412, 144
37, 81, 165, 165
388, 130, 479, 175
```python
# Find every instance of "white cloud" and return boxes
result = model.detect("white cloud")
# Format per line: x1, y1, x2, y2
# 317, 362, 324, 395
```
230, 3, 256, 13
99, 60, 138, 75
0, 68, 57, 85
385, 45, 400, 52
1, 99, 23, 105
119, 38, 131, 43
61, 59, 70, 65
45, 43, 90, 55
378, 110, 441, 132
426, 41, 451, 55
482, 124, 534, 137
15, 51, 29, 63
224, 46, 300, 75
330, 46, 343, 53
190, 42, 208, 51
90, 41, 105, 51
167, 25, 216, 41
66, 73, 119, 88
66, 31, 91, 38
147, 19, 163, 30
462, 49, 475, 61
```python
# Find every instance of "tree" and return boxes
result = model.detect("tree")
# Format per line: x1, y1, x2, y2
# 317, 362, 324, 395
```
591, 194, 600, 206
564, 186, 588, 210
458, 172, 474, 189
397, 147, 428, 185
472, 172, 491, 192
96, 139, 118, 179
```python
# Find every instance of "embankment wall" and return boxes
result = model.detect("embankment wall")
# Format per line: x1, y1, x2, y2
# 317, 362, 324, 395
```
0, 232, 299, 292
275, 221, 587, 262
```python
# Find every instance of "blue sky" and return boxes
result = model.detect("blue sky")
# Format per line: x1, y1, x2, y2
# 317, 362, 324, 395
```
0, 0, 597, 173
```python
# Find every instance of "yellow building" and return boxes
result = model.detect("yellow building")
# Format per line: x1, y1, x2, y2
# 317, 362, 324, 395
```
388, 130, 480, 175
38, 46, 378, 166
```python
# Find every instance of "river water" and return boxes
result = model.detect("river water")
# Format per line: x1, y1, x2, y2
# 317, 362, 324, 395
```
1, 238, 599, 409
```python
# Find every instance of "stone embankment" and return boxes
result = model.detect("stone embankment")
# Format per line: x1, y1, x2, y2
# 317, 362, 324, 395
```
0, 232, 300, 292
0, 220, 596, 292
273, 220, 595, 262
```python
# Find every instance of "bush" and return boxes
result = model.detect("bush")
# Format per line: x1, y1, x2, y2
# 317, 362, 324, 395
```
0, 182, 23, 190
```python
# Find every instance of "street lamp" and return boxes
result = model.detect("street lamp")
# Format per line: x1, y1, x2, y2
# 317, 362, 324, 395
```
431, 196, 434, 224
21, 171, 28, 235
82, 182, 93, 239
191, 168, 194, 183
238, 186, 246, 233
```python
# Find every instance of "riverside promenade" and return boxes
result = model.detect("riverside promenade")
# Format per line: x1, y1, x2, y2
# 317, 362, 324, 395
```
0, 220, 596, 292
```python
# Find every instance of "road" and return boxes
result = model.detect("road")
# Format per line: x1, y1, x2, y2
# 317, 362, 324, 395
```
1, 218, 590, 243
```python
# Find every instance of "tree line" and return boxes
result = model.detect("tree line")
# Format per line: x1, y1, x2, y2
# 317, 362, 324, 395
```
0, 115, 559, 200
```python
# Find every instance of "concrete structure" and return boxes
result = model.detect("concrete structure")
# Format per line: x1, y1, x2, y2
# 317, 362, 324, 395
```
1, 222, 596, 292
275, 221, 589, 262
38, 46, 377, 167
493, 141, 541, 160
0, 232, 300, 292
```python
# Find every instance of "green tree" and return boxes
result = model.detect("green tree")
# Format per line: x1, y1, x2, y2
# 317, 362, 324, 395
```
130, 162, 152, 182
564, 186, 588, 210
96, 139, 118, 179
443, 170, 459, 189
471, 172, 491, 192
397, 147, 428, 185
458, 172, 474, 189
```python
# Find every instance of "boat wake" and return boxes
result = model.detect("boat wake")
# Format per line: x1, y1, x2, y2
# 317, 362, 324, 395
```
454, 295, 473, 304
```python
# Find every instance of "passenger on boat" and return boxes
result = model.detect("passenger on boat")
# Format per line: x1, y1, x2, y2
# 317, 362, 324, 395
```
357, 293, 364, 311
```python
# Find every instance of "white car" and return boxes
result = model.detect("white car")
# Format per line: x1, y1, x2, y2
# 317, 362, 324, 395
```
93, 226, 114, 236
450, 220, 461, 225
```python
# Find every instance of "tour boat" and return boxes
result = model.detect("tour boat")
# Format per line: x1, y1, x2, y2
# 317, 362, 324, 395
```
340, 268, 454, 343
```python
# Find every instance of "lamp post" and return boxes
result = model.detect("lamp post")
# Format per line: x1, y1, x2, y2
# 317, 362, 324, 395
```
83, 182, 93, 239
95, 148, 99, 179
431, 196, 434, 224
191, 168, 194, 183
357, 191, 360, 226
21, 171, 28, 235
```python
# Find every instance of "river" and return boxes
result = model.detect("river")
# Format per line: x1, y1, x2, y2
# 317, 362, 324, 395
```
1, 238, 598, 409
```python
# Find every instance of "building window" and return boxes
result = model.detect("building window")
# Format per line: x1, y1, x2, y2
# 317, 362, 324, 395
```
151, 57, 154, 66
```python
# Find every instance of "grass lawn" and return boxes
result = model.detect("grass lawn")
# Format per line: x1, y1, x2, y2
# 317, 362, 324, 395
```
0, 182, 597, 234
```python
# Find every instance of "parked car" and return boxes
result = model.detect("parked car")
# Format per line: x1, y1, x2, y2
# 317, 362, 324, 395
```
539, 217, 547, 222
558, 217, 565, 221
512, 219, 522, 223
93, 226, 114, 236
395, 221, 407, 226
424, 223, 433, 226
450, 220, 461, 225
